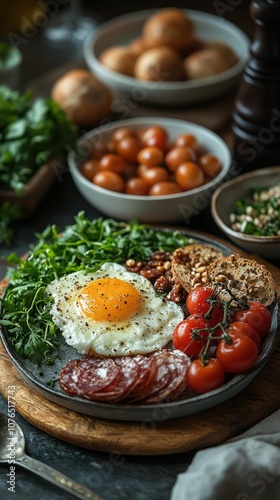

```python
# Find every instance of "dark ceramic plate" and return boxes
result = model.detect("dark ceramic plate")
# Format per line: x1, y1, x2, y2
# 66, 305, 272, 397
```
1, 230, 279, 421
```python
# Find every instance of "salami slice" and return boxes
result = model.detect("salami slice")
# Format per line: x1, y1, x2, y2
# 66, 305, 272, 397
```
126, 355, 157, 401
60, 356, 120, 399
134, 350, 174, 403
143, 350, 190, 403
90, 356, 140, 403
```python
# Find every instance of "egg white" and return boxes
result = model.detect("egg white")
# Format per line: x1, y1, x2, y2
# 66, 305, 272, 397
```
46, 262, 184, 356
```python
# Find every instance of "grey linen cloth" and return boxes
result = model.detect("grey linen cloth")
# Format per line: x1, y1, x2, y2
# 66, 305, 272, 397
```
171, 409, 280, 500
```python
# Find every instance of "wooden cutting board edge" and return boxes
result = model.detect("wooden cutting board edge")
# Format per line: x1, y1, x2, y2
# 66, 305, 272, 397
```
1, 239, 280, 456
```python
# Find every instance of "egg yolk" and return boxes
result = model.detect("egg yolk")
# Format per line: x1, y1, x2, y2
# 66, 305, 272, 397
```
77, 277, 142, 322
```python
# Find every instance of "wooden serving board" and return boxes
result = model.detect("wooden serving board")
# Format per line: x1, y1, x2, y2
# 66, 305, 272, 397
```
1, 246, 280, 456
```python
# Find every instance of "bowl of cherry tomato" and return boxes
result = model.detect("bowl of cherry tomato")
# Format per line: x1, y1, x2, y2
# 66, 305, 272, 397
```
68, 117, 231, 223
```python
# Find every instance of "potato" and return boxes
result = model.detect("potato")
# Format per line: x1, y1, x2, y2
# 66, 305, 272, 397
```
99, 46, 137, 76
51, 69, 112, 127
134, 47, 184, 82
183, 48, 236, 80
205, 40, 238, 68
142, 8, 194, 53
129, 37, 147, 57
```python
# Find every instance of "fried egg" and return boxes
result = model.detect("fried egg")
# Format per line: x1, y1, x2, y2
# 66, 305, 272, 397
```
46, 262, 184, 356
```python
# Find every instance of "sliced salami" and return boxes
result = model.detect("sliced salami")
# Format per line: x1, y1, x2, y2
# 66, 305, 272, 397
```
143, 350, 190, 403
59, 349, 190, 404
60, 356, 120, 399
90, 356, 141, 403
131, 351, 173, 403
126, 355, 158, 401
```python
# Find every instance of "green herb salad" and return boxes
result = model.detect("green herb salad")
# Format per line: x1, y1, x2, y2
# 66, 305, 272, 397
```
0, 213, 193, 365
0, 86, 77, 192
230, 184, 280, 237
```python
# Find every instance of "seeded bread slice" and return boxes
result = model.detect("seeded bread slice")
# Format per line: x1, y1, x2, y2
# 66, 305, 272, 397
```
206, 254, 276, 307
171, 244, 225, 293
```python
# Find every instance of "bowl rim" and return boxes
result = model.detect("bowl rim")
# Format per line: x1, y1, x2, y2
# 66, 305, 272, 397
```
211, 165, 280, 242
84, 8, 250, 91
68, 116, 232, 202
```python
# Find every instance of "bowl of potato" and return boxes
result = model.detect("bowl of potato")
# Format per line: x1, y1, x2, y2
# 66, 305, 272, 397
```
84, 8, 250, 106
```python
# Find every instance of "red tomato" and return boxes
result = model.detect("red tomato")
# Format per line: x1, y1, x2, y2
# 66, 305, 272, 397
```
149, 181, 182, 196
216, 331, 259, 373
80, 159, 99, 181
172, 314, 210, 356
98, 154, 126, 175
137, 146, 164, 166
186, 286, 224, 329
125, 177, 150, 195
93, 170, 125, 192
199, 153, 221, 178
141, 126, 168, 152
233, 301, 272, 337
227, 322, 261, 351
91, 142, 108, 160
165, 146, 197, 172
140, 166, 169, 186
173, 133, 199, 153
175, 161, 204, 190
186, 358, 225, 394
112, 127, 137, 147
115, 136, 142, 163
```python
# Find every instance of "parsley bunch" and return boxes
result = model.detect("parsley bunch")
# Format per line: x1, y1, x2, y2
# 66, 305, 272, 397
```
0, 86, 77, 192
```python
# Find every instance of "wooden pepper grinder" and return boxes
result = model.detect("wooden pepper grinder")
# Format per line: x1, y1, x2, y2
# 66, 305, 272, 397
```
232, 0, 280, 172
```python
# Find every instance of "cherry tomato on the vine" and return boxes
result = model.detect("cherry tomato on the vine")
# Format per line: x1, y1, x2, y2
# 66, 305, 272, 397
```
186, 286, 224, 329
216, 331, 259, 373
227, 321, 261, 351
186, 358, 225, 394
233, 301, 272, 337
172, 314, 210, 356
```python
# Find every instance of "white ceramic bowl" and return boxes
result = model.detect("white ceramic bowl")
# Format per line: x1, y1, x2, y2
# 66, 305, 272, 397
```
68, 117, 231, 224
84, 9, 250, 106
211, 166, 280, 259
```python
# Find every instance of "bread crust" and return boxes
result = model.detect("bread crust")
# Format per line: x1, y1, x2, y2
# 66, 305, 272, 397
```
206, 254, 276, 307
171, 244, 224, 293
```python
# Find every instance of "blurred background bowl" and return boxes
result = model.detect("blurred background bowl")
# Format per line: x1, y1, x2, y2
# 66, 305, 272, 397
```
211, 166, 280, 259
84, 9, 250, 107
68, 117, 231, 224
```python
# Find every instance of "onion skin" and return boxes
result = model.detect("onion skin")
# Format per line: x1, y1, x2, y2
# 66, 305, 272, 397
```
134, 47, 184, 82
99, 46, 137, 76
142, 9, 194, 53
51, 69, 113, 127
